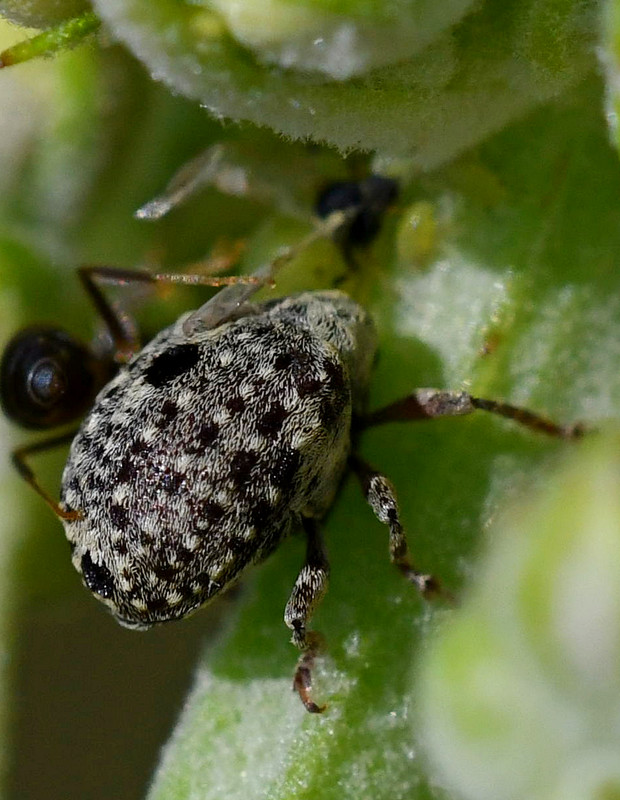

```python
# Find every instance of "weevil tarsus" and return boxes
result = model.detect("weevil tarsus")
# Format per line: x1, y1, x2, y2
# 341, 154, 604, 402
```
348, 453, 453, 604
284, 518, 330, 712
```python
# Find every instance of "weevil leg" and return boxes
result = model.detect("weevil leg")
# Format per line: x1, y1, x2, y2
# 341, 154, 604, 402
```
12, 431, 81, 521
361, 388, 585, 439
284, 518, 330, 713
349, 454, 452, 602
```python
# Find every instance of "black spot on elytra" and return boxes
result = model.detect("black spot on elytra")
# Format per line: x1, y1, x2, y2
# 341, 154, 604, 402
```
189, 421, 219, 452
161, 471, 183, 493
319, 398, 339, 429
225, 394, 246, 414
144, 344, 200, 388
194, 572, 214, 593
113, 539, 128, 556
140, 531, 154, 548
146, 595, 173, 613
87, 474, 104, 492
256, 401, 288, 438
153, 563, 179, 583
197, 500, 225, 524
91, 442, 105, 461
131, 438, 150, 456
81, 551, 115, 599
288, 352, 324, 397
274, 351, 324, 397
323, 357, 346, 393
250, 498, 273, 528
116, 454, 137, 483
274, 352, 293, 370
175, 545, 196, 565
155, 399, 179, 428
225, 533, 249, 554
269, 447, 301, 488
101, 385, 119, 402
295, 372, 323, 397
109, 503, 128, 529
230, 450, 259, 485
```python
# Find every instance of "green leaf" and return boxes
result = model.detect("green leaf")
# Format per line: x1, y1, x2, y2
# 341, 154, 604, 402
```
0, 0, 89, 28
417, 429, 620, 800
0, 8, 618, 800
204, 0, 475, 79
601, 0, 620, 154
146, 78, 620, 800
92, 0, 598, 161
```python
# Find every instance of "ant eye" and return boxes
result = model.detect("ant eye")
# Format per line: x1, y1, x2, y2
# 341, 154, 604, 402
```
0, 327, 100, 429
28, 357, 68, 406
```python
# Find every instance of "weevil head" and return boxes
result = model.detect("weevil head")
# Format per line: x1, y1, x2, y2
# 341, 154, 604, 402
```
0, 326, 104, 429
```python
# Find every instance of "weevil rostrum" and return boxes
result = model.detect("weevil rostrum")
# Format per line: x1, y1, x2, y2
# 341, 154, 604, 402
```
0, 178, 583, 713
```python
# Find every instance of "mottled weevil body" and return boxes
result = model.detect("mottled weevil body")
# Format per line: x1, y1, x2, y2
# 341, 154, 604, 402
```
61, 290, 376, 629
1, 175, 583, 712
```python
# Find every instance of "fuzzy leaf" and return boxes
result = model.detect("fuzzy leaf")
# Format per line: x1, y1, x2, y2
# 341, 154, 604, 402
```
146, 78, 620, 800
0, 8, 617, 800
418, 430, 620, 800
0, 0, 89, 28
92, 0, 598, 162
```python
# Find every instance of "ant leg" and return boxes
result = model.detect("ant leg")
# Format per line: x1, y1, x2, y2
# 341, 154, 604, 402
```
135, 145, 227, 220
78, 264, 261, 361
12, 431, 81, 521
284, 518, 330, 713
349, 454, 452, 603
182, 208, 351, 335
177, 239, 246, 280
361, 388, 585, 440
134, 142, 308, 222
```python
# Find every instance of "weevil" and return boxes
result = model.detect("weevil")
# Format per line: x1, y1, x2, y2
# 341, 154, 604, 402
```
0, 179, 583, 712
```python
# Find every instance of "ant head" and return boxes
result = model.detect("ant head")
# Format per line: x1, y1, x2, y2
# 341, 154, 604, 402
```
315, 175, 399, 247
0, 326, 102, 430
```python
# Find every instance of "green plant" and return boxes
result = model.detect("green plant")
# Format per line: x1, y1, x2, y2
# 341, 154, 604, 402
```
0, 2, 617, 799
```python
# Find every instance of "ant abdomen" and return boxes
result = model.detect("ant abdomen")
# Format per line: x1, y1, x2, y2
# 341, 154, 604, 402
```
0, 326, 103, 430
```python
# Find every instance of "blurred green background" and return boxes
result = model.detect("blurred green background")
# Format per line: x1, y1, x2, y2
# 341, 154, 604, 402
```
1, 2, 620, 799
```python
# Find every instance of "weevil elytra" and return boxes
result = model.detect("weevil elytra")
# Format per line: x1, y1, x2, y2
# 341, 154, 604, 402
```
0, 179, 583, 713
